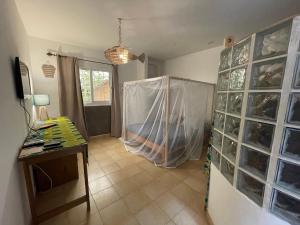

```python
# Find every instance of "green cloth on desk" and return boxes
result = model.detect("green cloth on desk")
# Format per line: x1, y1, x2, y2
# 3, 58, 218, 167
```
41, 117, 87, 148
19, 117, 87, 160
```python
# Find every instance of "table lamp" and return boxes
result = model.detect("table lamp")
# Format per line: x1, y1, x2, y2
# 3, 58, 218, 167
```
33, 94, 50, 121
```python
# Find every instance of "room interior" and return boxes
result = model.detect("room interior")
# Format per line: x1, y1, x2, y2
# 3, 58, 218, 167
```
1, 1, 300, 225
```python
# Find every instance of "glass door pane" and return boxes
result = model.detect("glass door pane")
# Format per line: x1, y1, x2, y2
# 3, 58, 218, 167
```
219, 48, 232, 71
271, 190, 300, 225
237, 170, 265, 206
243, 120, 275, 152
239, 146, 270, 180
79, 69, 92, 104
247, 93, 280, 121
250, 58, 286, 90
287, 93, 300, 125
254, 20, 292, 60
221, 157, 235, 184
229, 67, 247, 90
276, 160, 300, 195
281, 128, 300, 160
227, 93, 243, 115
224, 115, 241, 139
92, 71, 110, 103
222, 137, 237, 163
232, 38, 251, 67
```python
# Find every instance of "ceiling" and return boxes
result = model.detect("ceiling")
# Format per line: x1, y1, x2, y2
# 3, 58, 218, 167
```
15, 0, 300, 60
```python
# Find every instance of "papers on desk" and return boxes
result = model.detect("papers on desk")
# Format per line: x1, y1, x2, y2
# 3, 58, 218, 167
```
19, 146, 43, 159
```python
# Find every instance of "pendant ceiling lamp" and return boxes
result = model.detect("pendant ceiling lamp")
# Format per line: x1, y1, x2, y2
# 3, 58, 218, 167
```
104, 18, 145, 65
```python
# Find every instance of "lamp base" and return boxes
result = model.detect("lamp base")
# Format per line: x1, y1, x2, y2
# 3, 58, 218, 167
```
38, 106, 49, 121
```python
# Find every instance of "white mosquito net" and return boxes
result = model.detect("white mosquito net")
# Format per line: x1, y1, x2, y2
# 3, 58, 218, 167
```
122, 76, 214, 168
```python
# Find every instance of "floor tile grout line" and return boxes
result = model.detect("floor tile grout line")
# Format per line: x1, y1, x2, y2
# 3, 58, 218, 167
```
56, 136, 210, 224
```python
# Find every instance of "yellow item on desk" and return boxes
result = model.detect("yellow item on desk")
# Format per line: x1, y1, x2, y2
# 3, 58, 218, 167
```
18, 117, 87, 159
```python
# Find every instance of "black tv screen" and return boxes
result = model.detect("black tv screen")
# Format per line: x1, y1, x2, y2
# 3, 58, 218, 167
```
15, 57, 31, 99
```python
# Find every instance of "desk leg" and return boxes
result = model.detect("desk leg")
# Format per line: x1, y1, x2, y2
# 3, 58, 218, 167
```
23, 162, 37, 225
82, 148, 90, 211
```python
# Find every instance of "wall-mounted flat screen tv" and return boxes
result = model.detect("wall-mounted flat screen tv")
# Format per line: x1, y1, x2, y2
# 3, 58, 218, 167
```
15, 57, 31, 99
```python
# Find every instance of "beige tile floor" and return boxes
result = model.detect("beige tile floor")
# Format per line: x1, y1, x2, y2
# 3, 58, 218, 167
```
38, 136, 210, 225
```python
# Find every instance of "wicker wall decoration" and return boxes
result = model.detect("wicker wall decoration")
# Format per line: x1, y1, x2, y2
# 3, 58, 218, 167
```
42, 64, 56, 78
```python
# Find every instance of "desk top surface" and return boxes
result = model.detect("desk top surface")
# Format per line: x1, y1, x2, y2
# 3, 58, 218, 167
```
18, 117, 87, 160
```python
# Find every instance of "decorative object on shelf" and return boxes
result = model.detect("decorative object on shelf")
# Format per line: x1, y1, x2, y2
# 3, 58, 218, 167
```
209, 16, 300, 224
104, 18, 145, 65
42, 63, 56, 78
33, 94, 50, 121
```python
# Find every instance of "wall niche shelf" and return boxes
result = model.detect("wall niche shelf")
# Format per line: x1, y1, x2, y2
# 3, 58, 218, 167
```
210, 16, 300, 224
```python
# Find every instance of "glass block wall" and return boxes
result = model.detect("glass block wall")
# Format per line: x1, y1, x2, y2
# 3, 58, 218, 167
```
210, 17, 300, 224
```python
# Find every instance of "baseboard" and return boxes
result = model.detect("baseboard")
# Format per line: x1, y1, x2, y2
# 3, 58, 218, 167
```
206, 211, 214, 225
88, 133, 111, 140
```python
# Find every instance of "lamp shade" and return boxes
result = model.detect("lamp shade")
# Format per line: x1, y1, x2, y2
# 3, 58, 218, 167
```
104, 46, 129, 64
33, 94, 50, 106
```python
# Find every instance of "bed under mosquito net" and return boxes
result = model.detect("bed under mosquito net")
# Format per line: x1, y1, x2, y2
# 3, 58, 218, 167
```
122, 76, 215, 168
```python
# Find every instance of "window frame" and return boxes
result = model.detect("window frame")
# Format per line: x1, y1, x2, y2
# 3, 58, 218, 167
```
79, 67, 112, 106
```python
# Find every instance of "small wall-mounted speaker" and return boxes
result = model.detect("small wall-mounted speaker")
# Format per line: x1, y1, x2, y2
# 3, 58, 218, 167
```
224, 36, 235, 48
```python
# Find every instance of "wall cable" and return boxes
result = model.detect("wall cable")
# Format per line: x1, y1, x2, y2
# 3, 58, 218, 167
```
32, 164, 53, 192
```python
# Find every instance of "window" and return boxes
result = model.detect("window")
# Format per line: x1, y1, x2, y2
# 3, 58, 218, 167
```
79, 68, 111, 106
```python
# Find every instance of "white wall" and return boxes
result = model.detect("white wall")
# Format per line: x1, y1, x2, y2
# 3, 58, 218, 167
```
118, 61, 138, 84
137, 60, 147, 80
165, 45, 288, 225
118, 59, 147, 84
0, 0, 32, 224
164, 46, 223, 83
118, 59, 147, 115
208, 165, 288, 225
147, 57, 164, 78
28, 37, 111, 117
29, 37, 146, 117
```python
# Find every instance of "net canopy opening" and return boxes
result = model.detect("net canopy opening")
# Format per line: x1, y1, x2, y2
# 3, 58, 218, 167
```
122, 76, 215, 168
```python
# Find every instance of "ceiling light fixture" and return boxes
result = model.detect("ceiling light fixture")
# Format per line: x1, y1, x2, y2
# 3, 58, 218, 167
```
104, 18, 145, 65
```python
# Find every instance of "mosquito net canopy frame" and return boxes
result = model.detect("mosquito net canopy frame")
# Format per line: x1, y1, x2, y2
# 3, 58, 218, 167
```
122, 75, 215, 168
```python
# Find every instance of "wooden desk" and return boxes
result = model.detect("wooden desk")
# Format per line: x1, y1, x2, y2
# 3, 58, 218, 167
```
18, 117, 90, 225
